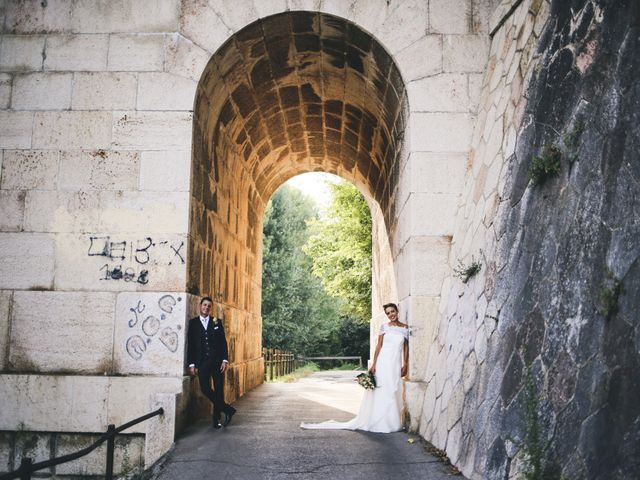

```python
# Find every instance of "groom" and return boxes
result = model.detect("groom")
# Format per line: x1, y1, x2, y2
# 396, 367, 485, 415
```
187, 296, 236, 429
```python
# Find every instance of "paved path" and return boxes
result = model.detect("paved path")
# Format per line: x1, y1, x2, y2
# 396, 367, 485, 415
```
151, 371, 464, 480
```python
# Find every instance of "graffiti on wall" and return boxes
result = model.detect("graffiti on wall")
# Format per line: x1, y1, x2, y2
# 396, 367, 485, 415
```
88, 236, 185, 284
125, 294, 182, 361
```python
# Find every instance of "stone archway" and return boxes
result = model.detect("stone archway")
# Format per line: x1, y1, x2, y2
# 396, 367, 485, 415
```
188, 11, 408, 402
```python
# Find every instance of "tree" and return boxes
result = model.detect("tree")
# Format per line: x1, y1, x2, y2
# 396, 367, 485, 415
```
303, 182, 372, 324
261, 185, 342, 355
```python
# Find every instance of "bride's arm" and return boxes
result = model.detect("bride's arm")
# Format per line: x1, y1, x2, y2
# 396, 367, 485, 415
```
369, 334, 384, 374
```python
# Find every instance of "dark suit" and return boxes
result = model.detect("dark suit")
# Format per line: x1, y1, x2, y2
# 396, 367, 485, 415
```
187, 316, 234, 423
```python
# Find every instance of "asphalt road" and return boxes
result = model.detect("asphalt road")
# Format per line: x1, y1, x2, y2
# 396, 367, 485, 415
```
150, 371, 464, 480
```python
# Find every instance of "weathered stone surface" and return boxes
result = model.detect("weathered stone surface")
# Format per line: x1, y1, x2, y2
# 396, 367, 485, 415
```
44, 34, 109, 71
0, 111, 33, 149
58, 150, 139, 190
0, 74, 11, 108
4, 0, 73, 33
56, 434, 144, 476
395, 35, 443, 81
1, 150, 59, 190
0, 374, 109, 431
72, 72, 137, 110
409, 74, 470, 112
14, 432, 52, 475
70, 0, 180, 33
179, 0, 232, 52
0, 191, 25, 231
139, 150, 191, 192
0, 35, 45, 71
108, 34, 165, 71
0, 431, 11, 473
410, 113, 475, 152
113, 292, 186, 375
374, 0, 428, 53
443, 35, 490, 73
137, 73, 197, 111
429, 0, 471, 34
164, 34, 210, 82
0, 233, 54, 289
54, 233, 187, 291
111, 111, 192, 150
0, 292, 11, 371
32, 111, 112, 149
23, 191, 101, 233
8, 291, 115, 372
11, 72, 72, 110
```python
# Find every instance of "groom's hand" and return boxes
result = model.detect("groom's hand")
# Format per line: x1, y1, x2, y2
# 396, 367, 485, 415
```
188, 367, 197, 377
401, 365, 408, 377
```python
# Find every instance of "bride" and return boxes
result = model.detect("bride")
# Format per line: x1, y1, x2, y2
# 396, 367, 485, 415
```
301, 303, 409, 433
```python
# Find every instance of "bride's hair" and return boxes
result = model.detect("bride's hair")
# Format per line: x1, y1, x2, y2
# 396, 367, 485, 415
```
382, 302, 398, 312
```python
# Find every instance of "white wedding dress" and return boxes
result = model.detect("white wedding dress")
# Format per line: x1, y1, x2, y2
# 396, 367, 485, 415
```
300, 323, 408, 433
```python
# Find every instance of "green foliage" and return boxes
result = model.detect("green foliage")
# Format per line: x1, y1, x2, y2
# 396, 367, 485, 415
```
453, 257, 482, 284
303, 182, 372, 323
529, 145, 562, 185
261, 184, 370, 358
262, 185, 342, 355
522, 370, 543, 480
599, 272, 622, 320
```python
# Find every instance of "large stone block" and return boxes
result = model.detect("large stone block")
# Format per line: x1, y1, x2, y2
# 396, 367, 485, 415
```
408, 236, 452, 296
58, 150, 139, 190
1, 150, 59, 190
408, 152, 468, 194
70, 0, 180, 33
374, 0, 428, 54
395, 35, 443, 82
112, 111, 192, 150
3, 0, 73, 33
408, 73, 469, 112
0, 431, 11, 473
0, 233, 54, 289
113, 292, 187, 375
8, 291, 116, 373
443, 34, 490, 73
0, 191, 25, 232
23, 190, 101, 233
0, 35, 45, 71
0, 111, 33, 149
106, 376, 182, 431
14, 432, 52, 474
0, 74, 12, 108
0, 374, 109, 431
54, 233, 187, 291
406, 192, 460, 236
0, 291, 11, 371
137, 73, 197, 111
44, 34, 109, 71
108, 34, 165, 71
99, 190, 189, 233
179, 0, 232, 53
164, 34, 210, 82
11, 72, 72, 110
139, 150, 190, 192
72, 72, 137, 110
55, 433, 144, 476
410, 113, 475, 152
32, 111, 112, 149
429, 0, 470, 34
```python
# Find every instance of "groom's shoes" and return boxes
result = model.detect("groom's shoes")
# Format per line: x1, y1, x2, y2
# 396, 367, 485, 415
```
212, 416, 222, 429
223, 407, 236, 427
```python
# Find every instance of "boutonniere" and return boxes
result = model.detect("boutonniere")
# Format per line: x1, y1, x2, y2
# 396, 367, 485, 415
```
212, 317, 219, 326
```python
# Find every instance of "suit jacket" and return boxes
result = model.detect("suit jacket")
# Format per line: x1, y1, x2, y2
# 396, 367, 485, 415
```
186, 316, 229, 368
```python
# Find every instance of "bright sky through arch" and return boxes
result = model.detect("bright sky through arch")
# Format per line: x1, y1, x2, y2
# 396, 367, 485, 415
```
285, 172, 342, 211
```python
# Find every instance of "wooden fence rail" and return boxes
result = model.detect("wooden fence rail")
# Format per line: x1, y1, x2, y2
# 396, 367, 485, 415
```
262, 348, 304, 381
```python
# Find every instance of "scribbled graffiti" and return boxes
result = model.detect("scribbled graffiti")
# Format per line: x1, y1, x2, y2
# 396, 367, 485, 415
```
125, 294, 183, 361
88, 236, 185, 283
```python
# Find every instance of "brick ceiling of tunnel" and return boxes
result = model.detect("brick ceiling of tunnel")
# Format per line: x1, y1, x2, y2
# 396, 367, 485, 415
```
195, 11, 408, 199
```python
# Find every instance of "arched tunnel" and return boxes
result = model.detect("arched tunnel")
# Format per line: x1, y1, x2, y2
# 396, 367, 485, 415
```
188, 11, 408, 400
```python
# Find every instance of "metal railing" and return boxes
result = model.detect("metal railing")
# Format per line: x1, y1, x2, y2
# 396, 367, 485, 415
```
0, 407, 164, 480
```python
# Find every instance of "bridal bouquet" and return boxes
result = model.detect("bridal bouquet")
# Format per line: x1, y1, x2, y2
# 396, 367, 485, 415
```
356, 372, 377, 390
